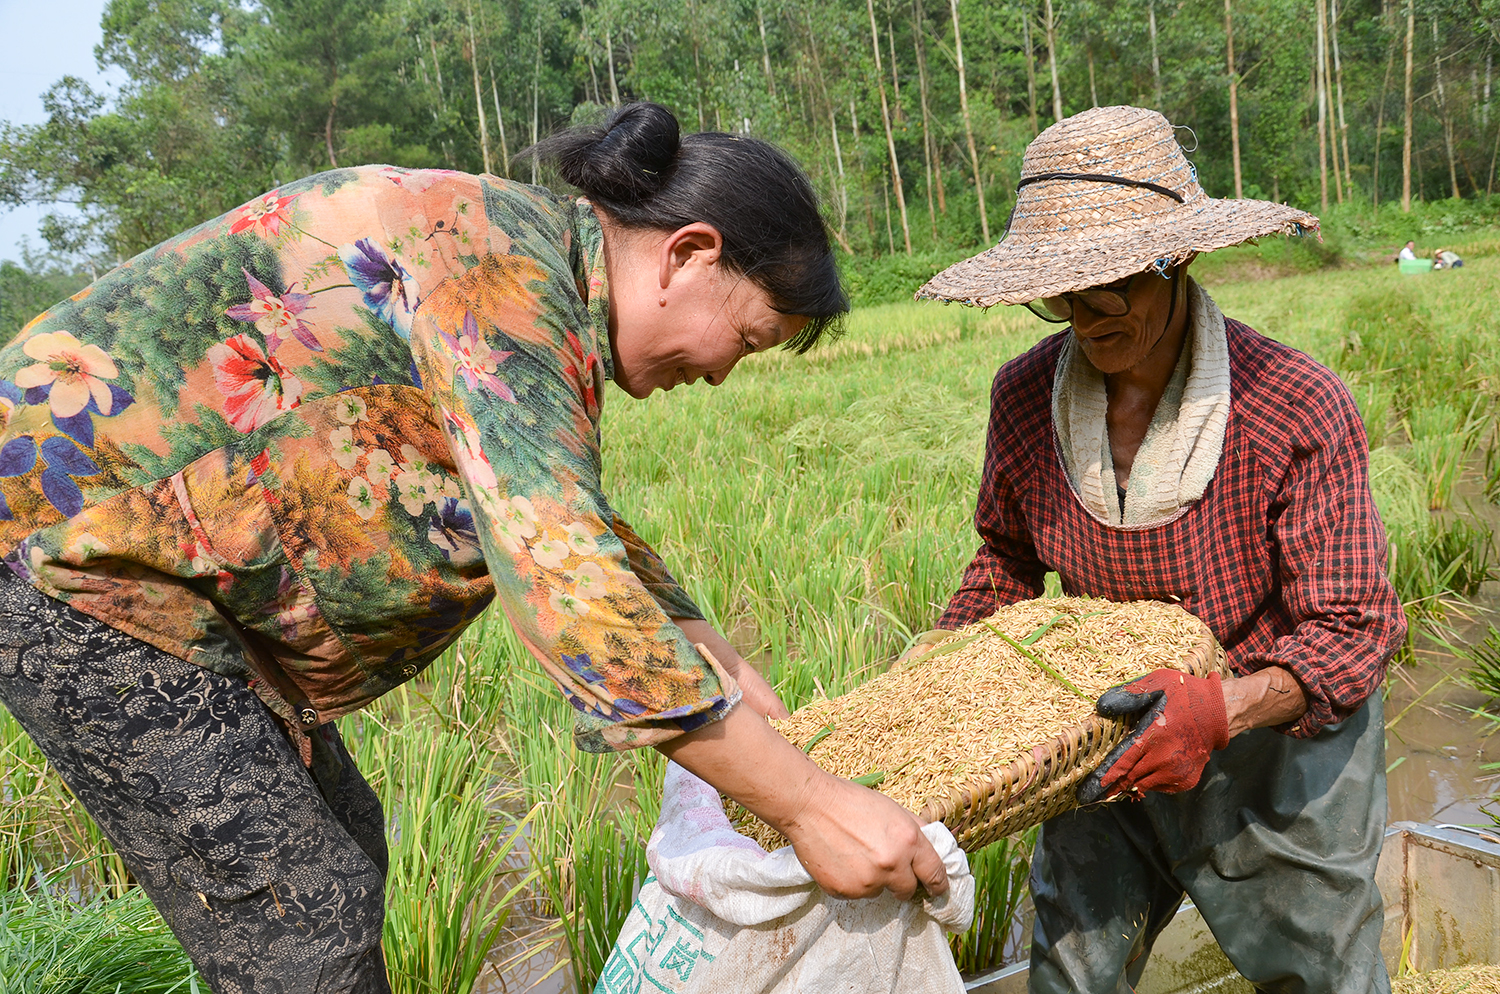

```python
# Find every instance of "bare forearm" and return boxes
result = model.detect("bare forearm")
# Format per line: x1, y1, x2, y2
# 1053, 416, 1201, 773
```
656, 703, 823, 830
1222, 666, 1308, 738
673, 617, 789, 719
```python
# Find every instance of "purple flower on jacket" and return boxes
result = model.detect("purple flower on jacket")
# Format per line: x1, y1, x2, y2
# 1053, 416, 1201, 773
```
225, 269, 320, 353
561, 652, 606, 685
427, 496, 483, 566
338, 239, 421, 340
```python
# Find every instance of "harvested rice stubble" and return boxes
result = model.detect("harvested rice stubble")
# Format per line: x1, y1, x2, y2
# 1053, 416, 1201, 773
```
728, 597, 1217, 850
1392, 965, 1500, 994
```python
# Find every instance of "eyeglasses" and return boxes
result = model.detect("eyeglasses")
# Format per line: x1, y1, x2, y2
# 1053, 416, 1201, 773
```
1024, 274, 1141, 323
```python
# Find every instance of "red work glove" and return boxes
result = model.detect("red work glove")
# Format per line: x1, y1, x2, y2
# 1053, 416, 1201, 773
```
1076, 669, 1229, 804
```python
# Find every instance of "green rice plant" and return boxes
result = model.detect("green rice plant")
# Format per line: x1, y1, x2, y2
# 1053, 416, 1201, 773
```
0, 882, 198, 992
950, 828, 1036, 974
1459, 626, 1500, 703
1401, 399, 1492, 511
469, 616, 658, 994
344, 682, 538, 994
1347, 379, 1396, 449
0, 710, 47, 893
0, 707, 129, 899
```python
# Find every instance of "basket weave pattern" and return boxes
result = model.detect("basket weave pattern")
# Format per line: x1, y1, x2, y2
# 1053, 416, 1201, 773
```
923, 633, 1223, 851
916, 105, 1319, 307
730, 598, 1226, 853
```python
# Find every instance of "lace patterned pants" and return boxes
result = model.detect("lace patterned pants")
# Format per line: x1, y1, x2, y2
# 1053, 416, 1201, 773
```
0, 568, 392, 994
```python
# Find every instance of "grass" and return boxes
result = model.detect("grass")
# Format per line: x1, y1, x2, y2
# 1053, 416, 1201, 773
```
1, 248, 1498, 987
0, 883, 200, 993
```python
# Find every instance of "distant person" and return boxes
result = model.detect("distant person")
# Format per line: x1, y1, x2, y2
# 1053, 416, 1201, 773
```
912, 105, 1404, 992
1397, 239, 1418, 261
0, 103, 948, 991
1433, 248, 1463, 269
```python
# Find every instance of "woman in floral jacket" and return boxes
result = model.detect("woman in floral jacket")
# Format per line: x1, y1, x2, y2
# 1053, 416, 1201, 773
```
0, 103, 948, 992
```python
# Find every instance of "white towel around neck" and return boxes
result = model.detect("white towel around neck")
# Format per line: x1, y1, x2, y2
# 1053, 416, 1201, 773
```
1052, 278, 1230, 526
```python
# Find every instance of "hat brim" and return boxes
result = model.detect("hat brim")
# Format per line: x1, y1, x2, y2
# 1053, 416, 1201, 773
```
915, 197, 1320, 307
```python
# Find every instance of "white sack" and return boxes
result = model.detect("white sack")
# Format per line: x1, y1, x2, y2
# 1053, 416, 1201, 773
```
593, 761, 975, 994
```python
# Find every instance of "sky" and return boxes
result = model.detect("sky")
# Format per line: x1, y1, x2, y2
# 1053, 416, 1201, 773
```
0, 0, 122, 264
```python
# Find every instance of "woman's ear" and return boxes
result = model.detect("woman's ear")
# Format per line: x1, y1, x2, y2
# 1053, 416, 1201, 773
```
658, 222, 724, 290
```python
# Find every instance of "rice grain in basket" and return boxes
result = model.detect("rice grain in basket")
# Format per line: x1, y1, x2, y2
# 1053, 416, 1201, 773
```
728, 597, 1225, 852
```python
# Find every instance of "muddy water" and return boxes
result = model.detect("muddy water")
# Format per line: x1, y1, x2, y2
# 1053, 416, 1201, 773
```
1384, 589, 1500, 828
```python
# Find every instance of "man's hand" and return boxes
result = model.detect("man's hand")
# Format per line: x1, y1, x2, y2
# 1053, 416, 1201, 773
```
1076, 669, 1229, 803
674, 618, 789, 719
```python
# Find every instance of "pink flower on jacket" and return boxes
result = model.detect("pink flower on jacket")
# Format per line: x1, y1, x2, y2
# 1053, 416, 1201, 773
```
230, 191, 299, 238
14, 330, 120, 418
225, 269, 320, 353
437, 311, 516, 401
206, 334, 305, 432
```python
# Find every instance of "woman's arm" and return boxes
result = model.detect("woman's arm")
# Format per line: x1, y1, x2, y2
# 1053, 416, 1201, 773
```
657, 702, 949, 900
672, 618, 789, 719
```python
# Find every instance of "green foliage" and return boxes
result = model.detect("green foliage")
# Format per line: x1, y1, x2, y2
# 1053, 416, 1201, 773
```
7, 0, 1500, 272
1461, 626, 1500, 703
344, 681, 538, 994
0, 885, 199, 992
950, 829, 1035, 973
0, 259, 89, 344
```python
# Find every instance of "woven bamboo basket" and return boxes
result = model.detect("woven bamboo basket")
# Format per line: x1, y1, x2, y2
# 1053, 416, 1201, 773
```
729, 597, 1226, 852
1392, 965, 1500, 994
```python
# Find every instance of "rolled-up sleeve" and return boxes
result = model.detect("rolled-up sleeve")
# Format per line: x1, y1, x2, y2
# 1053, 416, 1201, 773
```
410, 255, 736, 752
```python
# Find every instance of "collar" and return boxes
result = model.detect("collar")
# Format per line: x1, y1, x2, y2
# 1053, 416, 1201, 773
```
571, 198, 615, 382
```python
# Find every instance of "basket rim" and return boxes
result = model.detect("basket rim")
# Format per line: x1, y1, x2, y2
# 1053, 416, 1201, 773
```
916, 626, 1224, 830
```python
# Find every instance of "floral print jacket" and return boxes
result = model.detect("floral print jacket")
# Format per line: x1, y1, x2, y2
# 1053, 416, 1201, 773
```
0, 167, 737, 753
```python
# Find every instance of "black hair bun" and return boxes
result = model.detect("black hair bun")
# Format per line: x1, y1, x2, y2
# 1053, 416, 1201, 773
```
541, 102, 681, 206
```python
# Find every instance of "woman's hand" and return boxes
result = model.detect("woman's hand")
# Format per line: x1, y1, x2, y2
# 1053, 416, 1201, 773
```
674, 617, 789, 719
779, 775, 949, 901
657, 704, 949, 900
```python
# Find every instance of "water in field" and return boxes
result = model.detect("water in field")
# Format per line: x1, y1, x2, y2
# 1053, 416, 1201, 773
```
1384, 591, 1500, 829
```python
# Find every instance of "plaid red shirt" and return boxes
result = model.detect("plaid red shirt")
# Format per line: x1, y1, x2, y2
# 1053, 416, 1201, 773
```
938, 319, 1405, 738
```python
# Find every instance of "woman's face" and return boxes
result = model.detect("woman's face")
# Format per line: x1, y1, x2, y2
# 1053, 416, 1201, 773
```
1069, 266, 1186, 376
604, 222, 809, 399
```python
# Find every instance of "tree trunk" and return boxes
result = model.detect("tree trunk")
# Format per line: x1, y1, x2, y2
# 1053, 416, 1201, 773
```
1044, 0, 1063, 123
1330, 0, 1353, 195
1225, 0, 1242, 198
1402, 0, 1415, 212
1433, 16, 1461, 199
867, 0, 912, 253
951, 0, 990, 241
490, 70, 510, 176
1319, 0, 1344, 204
687, 0, 706, 131
913, 0, 940, 236
1149, 0, 1163, 108
1315, 0, 1330, 211
831, 109, 851, 247
888, 15, 903, 121
757, 3, 777, 97
325, 96, 339, 168
1022, 5, 1039, 134
883, 175, 896, 255
531, 25, 541, 184
914, 0, 946, 214
466, 1, 492, 175
1373, 30, 1396, 208
1088, 41, 1098, 107
606, 25, 621, 105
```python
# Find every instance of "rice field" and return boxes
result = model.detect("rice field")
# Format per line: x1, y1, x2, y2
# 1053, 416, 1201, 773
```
0, 247, 1497, 989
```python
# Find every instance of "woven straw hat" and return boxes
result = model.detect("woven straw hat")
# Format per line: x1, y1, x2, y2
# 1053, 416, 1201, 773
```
917, 105, 1319, 307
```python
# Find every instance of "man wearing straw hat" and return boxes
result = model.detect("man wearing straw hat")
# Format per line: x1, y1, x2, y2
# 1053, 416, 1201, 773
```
915, 106, 1404, 992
